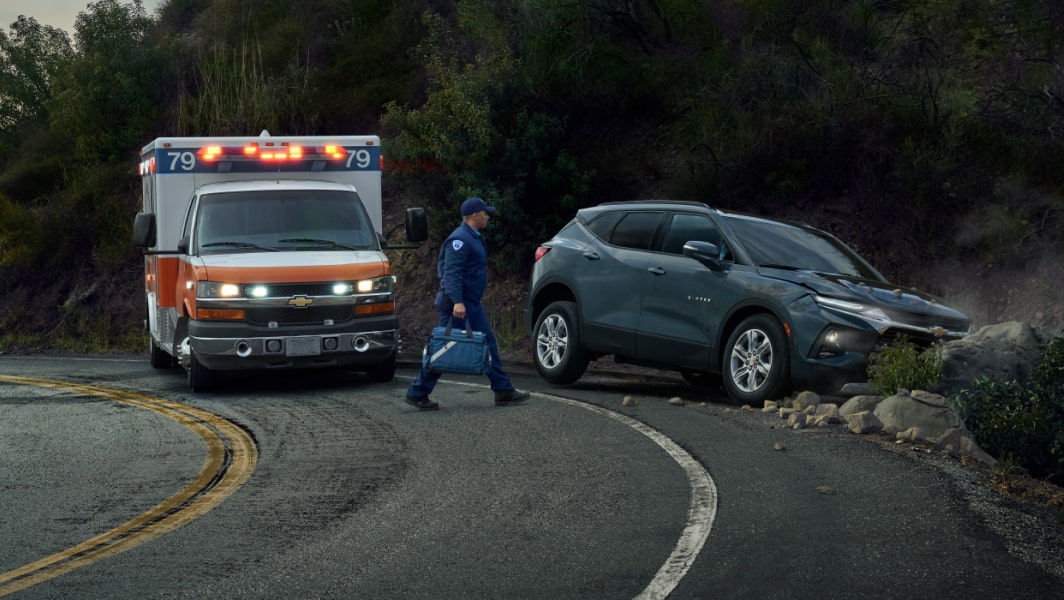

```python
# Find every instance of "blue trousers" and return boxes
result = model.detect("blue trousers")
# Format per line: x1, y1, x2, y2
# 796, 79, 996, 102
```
406, 295, 515, 398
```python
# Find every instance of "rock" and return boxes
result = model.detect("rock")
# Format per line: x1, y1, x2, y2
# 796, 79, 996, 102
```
936, 321, 1052, 395
814, 404, 841, 424
763, 400, 779, 412
668, 397, 684, 406
622, 396, 638, 406
932, 428, 998, 466
787, 412, 806, 429
844, 411, 884, 434
896, 427, 928, 442
794, 390, 822, 409
873, 391, 962, 437
840, 382, 874, 396
839, 395, 883, 417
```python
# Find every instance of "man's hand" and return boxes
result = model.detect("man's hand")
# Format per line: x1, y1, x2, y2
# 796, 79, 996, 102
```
452, 302, 467, 319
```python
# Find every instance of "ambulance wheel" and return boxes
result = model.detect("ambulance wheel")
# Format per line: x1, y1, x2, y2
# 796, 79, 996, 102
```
365, 352, 396, 383
187, 353, 214, 392
150, 338, 175, 369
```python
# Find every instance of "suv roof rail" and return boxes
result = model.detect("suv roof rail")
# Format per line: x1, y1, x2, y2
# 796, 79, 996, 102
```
598, 200, 712, 208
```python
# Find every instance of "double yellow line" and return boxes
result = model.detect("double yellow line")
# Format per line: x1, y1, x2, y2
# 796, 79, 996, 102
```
0, 376, 258, 596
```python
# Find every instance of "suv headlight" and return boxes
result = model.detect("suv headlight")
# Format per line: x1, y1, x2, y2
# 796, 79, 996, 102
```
814, 296, 889, 323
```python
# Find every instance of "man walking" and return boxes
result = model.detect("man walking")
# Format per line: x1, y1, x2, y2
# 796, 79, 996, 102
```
405, 197, 531, 411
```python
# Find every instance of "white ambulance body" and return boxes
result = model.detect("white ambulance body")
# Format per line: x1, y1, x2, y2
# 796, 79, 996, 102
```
134, 133, 425, 391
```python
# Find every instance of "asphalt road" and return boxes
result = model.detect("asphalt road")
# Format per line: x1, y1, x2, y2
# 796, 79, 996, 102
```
0, 355, 1061, 599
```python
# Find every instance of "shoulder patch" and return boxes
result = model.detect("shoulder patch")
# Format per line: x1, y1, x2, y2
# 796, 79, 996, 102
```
451, 240, 464, 251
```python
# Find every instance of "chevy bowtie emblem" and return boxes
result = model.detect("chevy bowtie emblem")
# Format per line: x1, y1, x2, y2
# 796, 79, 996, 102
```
288, 295, 314, 308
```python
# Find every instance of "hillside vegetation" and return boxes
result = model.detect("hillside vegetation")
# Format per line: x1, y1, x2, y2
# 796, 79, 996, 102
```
1, 0, 1062, 353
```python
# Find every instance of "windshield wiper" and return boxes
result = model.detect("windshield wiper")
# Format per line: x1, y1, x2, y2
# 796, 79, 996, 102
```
201, 241, 279, 252
277, 238, 362, 251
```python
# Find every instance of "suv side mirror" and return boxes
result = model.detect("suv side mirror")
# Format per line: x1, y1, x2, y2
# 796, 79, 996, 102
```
683, 241, 723, 271
133, 212, 157, 248
406, 207, 428, 242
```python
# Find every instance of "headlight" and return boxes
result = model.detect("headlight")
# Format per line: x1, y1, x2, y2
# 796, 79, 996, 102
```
199, 281, 243, 298
332, 283, 354, 295
356, 276, 395, 294
814, 296, 889, 322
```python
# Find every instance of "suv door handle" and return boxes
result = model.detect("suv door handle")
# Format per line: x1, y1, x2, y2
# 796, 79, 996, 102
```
582, 251, 600, 260
648, 266, 665, 275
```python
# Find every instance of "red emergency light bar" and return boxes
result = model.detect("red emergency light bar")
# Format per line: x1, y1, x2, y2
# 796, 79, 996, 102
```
197, 144, 346, 162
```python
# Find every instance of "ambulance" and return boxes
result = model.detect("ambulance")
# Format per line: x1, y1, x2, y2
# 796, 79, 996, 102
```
133, 132, 427, 392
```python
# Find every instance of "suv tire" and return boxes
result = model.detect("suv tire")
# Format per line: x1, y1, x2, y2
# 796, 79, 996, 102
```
722, 314, 790, 406
533, 301, 589, 384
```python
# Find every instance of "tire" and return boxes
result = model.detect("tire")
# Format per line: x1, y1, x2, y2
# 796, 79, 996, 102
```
532, 301, 589, 384
149, 337, 175, 369
721, 314, 790, 406
187, 351, 214, 392
681, 369, 721, 389
365, 352, 397, 383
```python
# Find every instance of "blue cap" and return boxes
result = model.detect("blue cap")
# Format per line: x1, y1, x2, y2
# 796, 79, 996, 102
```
461, 197, 496, 216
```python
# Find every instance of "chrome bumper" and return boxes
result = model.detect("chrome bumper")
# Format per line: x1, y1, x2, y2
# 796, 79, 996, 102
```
184, 329, 397, 370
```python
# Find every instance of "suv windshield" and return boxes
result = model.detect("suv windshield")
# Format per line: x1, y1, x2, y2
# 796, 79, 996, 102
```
723, 214, 881, 280
195, 190, 377, 253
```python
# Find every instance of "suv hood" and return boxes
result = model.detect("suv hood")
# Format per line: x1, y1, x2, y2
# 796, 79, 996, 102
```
761, 269, 970, 323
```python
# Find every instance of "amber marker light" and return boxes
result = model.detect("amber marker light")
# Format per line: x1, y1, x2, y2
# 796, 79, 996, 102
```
197, 308, 246, 320
354, 302, 394, 316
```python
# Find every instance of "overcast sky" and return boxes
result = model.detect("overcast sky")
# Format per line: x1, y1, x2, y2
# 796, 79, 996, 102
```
2, 0, 164, 35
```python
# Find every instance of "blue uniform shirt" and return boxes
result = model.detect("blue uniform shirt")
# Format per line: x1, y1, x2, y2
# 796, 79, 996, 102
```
438, 222, 488, 306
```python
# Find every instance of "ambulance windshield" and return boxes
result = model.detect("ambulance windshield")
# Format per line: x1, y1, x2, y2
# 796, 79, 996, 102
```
195, 190, 377, 253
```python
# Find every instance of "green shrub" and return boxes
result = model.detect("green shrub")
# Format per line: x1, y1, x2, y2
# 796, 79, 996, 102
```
950, 337, 1064, 482
866, 336, 943, 396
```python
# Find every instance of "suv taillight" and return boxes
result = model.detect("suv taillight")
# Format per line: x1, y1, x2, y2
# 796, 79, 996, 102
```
534, 246, 551, 261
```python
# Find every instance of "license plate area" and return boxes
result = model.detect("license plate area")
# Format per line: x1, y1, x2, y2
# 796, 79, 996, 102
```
286, 336, 321, 357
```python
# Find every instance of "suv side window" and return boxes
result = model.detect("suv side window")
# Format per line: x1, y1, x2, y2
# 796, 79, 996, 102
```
662, 213, 721, 255
609, 212, 662, 250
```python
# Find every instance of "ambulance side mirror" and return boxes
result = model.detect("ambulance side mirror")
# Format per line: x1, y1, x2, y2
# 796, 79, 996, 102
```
133, 213, 157, 248
406, 207, 428, 243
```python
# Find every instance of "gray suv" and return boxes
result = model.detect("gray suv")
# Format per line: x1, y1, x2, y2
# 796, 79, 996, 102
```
524, 201, 971, 405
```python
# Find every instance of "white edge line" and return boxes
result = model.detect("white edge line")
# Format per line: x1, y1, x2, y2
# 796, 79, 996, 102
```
414, 378, 719, 599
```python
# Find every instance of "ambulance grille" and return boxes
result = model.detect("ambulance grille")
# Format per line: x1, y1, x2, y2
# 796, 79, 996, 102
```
255, 283, 337, 297
245, 306, 354, 326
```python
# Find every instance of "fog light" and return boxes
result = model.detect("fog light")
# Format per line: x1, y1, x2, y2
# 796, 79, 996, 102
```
266, 339, 283, 353
815, 327, 845, 358
323, 337, 339, 351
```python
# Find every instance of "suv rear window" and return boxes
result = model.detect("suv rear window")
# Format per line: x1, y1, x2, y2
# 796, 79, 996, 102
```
607, 212, 662, 250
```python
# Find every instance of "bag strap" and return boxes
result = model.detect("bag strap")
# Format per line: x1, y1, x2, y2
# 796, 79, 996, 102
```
445, 316, 474, 338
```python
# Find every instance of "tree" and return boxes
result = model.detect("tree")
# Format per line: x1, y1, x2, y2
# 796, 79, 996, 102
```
48, 0, 162, 163
0, 17, 72, 157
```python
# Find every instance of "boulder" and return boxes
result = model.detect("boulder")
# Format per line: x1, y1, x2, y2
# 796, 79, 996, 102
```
839, 395, 883, 417
936, 321, 1051, 395
873, 390, 962, 437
